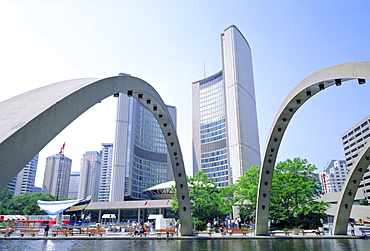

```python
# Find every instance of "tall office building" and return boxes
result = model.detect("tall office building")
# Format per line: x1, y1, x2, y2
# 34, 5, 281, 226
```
110, 95, 176, 201
320, 160, 348, 194
341, 115, 370, 201
79, 151, 101, 202
6, 155, 38, 196
98, 143, 114, 202
68, 171, 80, 199
192, 25, 261, 187
42, 153, 72, 199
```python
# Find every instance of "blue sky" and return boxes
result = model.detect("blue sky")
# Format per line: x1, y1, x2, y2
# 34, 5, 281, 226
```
1, 1, 369, 187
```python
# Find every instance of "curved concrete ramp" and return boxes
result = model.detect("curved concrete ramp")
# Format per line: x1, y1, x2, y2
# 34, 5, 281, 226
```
0, 75, 193, 235
255, 61, 370, 236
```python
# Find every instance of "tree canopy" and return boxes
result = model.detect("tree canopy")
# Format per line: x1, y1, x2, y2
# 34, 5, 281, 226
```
0, 189, 59, 215
171, 171, 232, 230
234, 158, 329, 229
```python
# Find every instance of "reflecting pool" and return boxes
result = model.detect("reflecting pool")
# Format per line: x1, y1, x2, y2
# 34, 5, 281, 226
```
0, 239, 368, 251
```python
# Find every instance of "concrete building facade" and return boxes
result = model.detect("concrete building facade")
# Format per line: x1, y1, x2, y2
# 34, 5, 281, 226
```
192, 25, 261, 187
341, 115, 370, 202
42, 153, 72, 199
6, 154, 38, 196
110, 95, 176, 201
79, 151, 101, 202
98, 143, 114, 202
320, 160, 348, 194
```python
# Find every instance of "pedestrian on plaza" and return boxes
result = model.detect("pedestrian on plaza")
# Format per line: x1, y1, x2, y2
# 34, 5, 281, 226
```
249, 221, 254, 230
213, 218, 218, 231
315, 228, 321, 236
206, 221, 212, 232
350, 222, 355, 236
174, 219, 180, 236
44, 224, 49, 237
5, 226, 14, 237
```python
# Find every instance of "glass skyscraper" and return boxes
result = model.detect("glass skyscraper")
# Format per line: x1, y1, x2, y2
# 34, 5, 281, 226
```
192, 25, 261, 187
110, 95, 175, 201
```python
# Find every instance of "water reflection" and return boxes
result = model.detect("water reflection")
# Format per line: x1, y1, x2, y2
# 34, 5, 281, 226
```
0, 239, 368, 251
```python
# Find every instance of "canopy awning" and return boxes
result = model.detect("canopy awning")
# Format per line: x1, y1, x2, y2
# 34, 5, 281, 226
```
37, 196, 91, 217
1, 215, 27, 221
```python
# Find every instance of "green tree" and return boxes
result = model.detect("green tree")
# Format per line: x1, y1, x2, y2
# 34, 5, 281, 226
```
172, 171, 230, 230
0, 188, 14, 214
234, 158, 329, 229
0, 192, 58, 215
233, 165, 260, 218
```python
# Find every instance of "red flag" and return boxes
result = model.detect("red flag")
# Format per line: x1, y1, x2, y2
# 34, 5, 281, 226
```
144, 201, 148, 206
59, 143, 65, 154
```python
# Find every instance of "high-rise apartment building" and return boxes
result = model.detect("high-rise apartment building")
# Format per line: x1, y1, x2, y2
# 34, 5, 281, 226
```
192, 25, 261, 187
6, 154, 38, 196
68, 171, 80, 199
79, 151, 101, 202
98, 143, 114, 202
320, 160, 348, 193
42, 153, 72, 199
341, 115, 370, 201
110, 95, 176, 201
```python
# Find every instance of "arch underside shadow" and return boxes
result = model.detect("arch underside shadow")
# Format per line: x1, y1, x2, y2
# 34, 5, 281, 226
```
0, 76, 193, 235
255, 61, 370, 236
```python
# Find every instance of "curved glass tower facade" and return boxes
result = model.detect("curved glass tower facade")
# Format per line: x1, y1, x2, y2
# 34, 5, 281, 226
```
192, 25, 261, 187
110, 95, 175, 201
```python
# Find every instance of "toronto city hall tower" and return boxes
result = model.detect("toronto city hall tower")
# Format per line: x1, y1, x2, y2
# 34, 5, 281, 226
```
192, 25, 261, 187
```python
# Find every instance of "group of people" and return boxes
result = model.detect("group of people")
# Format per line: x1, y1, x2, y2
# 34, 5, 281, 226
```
226, 217, 243, 229
130, 220, 156, 237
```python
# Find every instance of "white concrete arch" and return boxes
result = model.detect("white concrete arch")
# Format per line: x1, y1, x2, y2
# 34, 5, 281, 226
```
255, 61, 370, 236
0, 75, 193, 236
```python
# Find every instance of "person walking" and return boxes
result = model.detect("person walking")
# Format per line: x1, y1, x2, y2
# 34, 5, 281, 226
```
44, 224, 50, 237
350, 222, 355, 236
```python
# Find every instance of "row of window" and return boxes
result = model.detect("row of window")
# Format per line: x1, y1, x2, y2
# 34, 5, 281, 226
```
200, 118, 226, 130
201, 133, 226, 144
134, 135, 167, 153
342, 122, 370, 141
199, 72, 223, 87
200, 80, 223, 97
201, 123, 226, 135
200, 103, 225, 117
200, 94, 224, 109
133, 156, 167, 168
132, 167, 167, 179
201, 128, 226, 139
202, 164, 228, 173
134, 128, 166, 144
201, 154, 228, 163
212, 176, 228, 183
207, 170, 228, 178
201, 112, 225, 125
201, 149, 227, 159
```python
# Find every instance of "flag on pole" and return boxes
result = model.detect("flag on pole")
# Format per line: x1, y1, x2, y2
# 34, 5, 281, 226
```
59, 143, 65, 154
